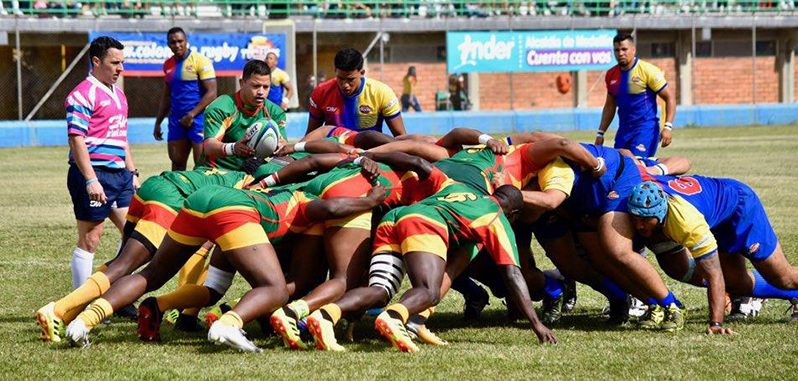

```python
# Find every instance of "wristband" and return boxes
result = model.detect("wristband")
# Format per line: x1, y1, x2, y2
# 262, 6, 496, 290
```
85, 178, 99, 186
664, 122, 673, 130
596, 130, 605, 137
593, 157, 605, 173
130, 169, 140, 177
478, 134, 493, 145
353, 156, 364, 166
264, 173, 279, 187
709, 321, 722, 328
294, 142, 307, 152
223, 143, 235, 156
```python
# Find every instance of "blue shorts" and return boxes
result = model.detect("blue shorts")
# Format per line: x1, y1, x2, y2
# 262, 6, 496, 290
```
67, 164, 134, 222
711, 182, 778, 261
614, 123, 660, 157
167, 112, 205, 144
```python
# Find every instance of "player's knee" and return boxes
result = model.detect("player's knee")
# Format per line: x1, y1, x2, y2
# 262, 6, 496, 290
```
79, 232, 102, 253
272, 286, 290, 307
424, 287, 442, 306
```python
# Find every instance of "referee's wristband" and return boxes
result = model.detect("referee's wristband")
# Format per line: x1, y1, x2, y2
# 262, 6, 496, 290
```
663, 122, 673, 130
85, 178, 99, 186
596, 130, 605, 137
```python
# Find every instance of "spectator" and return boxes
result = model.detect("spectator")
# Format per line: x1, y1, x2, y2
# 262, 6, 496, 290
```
401, 65, 421, 112
448, 74, 469, 111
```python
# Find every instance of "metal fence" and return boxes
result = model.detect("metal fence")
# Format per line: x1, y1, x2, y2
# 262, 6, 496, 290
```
0, 0, 794, 18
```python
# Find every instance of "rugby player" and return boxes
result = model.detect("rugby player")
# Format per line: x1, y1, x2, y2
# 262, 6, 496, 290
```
63, 179, 387, 349
305, 48, 406, 137
627, 178, 798, 332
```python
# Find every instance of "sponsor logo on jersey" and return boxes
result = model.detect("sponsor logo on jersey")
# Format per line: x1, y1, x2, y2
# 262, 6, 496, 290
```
636, 144, 647, 152
325, 106, 338, 113
748, 242, 760, 255
100, 100, 111, 107
631, 76, 641, 83
607, 191, 619, 200
359, 105, 373, 114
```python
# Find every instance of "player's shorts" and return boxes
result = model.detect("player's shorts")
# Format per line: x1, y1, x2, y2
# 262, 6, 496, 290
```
531, 212, 571, 245
168, 113, 205, 144
168, 185, 271, 251
68, 164, 134, 222
126, 176, 184, 248
614, 122, 660, 157
374, 206, 482, 262
711, 180, 778, 261
326, 126, 359, 146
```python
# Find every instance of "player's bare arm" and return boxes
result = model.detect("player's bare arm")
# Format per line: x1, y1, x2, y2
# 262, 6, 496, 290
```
596, 93, 617, 146
153, 83, 171, 141
658, 85, 676, 148
68, 134, 105, 204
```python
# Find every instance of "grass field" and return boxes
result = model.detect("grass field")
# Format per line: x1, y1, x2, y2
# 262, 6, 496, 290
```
1, 125, 797, 380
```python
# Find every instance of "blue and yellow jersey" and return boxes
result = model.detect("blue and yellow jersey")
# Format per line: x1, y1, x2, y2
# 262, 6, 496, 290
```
653, 175, 739, 228
308, 77, 401, 133
605, 58, 667, 128
163, 51, 216, 116
660, 194, 718, 260
266, 67, 290, 106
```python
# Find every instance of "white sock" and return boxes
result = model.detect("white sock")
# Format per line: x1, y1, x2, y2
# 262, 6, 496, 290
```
71, 247, 95, 289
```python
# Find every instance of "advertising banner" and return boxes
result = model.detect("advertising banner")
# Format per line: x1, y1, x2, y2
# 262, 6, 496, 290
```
447, 30, 616, 73
88, 31, 287, 77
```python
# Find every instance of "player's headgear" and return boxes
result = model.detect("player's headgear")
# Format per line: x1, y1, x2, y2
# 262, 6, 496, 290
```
627, 181, 668, 223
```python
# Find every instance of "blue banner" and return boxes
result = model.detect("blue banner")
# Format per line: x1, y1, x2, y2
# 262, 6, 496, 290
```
447, 30, 616, 73
88, 31, 287, 77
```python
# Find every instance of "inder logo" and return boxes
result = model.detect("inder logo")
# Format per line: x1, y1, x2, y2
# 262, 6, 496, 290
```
453, 34, 515, 71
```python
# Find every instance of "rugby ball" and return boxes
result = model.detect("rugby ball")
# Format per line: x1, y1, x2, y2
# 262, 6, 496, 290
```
245, 119, 280, 159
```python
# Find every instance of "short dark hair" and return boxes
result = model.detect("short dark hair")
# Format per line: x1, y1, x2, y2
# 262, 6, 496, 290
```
494, 185, 524, 215
334, 48, 364, 72
89, 36, 124, 63
242, 59, 271, 80
613, 32, 634, 45
167, 27, 186, 38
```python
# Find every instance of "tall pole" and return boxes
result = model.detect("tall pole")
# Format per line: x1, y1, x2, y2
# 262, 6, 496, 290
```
312, 19, 318, 87
752, 18, 756, 104
15, 27, 22, 121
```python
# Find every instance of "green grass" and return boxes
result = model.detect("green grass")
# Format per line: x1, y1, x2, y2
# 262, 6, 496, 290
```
2, 125, 798, 380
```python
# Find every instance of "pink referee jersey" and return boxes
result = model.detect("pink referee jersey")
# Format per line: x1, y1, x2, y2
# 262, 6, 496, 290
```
66, 75, 129, 169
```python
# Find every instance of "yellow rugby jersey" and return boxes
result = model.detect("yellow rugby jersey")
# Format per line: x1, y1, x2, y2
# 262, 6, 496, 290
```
662, 194, 718, 260
163, 51, 216, 115
309, 77, 401, 133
